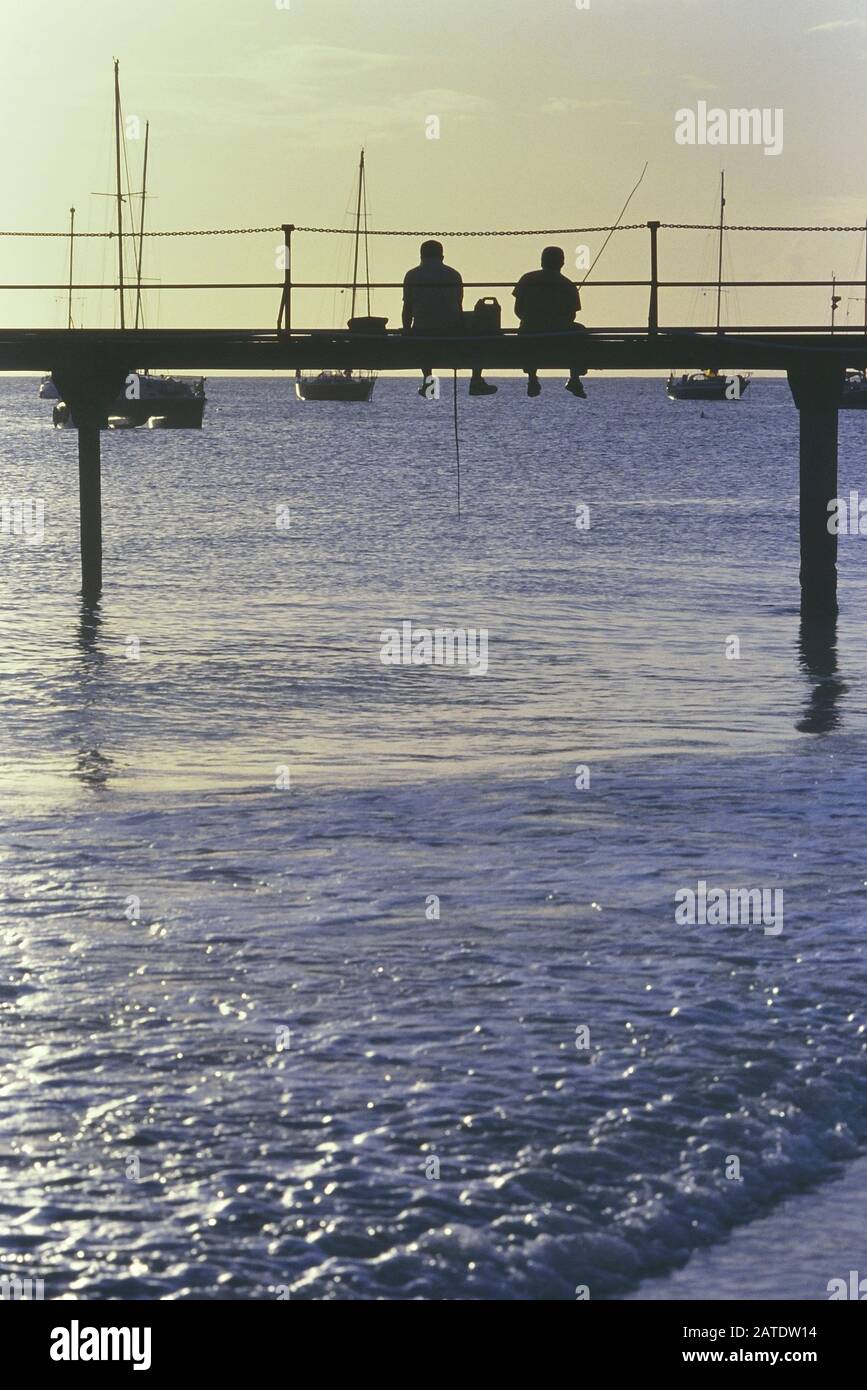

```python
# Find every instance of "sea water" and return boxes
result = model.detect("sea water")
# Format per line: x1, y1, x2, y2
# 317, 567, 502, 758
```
1, 375, 866, 1299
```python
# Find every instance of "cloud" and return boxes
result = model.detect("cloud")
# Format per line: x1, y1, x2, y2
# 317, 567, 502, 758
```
393, 89, 492, 119
678, 75, 721, 92
807, 19, 867, 32
540, 97, 627, 113
240, 44, 406, 86
149, 72, 492, 148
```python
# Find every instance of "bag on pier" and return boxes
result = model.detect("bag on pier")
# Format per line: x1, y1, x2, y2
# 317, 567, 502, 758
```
463, 297, 502, 334
348, 315, 389, 334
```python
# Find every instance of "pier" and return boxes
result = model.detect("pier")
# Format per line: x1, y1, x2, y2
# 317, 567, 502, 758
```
2, 216, 866, 614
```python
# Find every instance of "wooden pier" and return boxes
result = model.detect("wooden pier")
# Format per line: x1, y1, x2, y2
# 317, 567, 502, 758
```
0, 324, 861, 615
4, 205, 867, 616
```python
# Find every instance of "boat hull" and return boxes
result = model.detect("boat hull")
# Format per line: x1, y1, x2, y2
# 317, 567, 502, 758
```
841, 374, 867, 410
667, 374, 750, 401
295, 373, 376, 402
53, 395, 206, 429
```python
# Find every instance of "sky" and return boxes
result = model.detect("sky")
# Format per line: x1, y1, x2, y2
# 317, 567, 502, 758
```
2, 0, 867, 334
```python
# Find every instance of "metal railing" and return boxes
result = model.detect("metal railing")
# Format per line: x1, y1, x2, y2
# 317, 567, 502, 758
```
1, 220, 866, 337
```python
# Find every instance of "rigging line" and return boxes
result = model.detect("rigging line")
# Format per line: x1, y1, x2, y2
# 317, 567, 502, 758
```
453, 370, 461, 522
350, 151, 363, 322
580, 163, 648, 287
119, 94, 144, 320
135, 122, 150, 330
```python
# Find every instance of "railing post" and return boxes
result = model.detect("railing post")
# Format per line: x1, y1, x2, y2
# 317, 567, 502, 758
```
647, 221, 660, 335
278, 223, 294, 334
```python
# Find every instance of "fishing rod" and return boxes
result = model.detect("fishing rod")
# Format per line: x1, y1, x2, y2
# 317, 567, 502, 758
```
580, 161, 648, 287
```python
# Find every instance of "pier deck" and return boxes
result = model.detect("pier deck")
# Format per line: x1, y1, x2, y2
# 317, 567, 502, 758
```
2, 325, 867, 373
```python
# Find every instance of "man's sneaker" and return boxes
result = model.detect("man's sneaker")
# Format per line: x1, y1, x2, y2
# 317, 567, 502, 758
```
469, 379, 498, 396
528, 379, 542, 397
565, 378, 587, 398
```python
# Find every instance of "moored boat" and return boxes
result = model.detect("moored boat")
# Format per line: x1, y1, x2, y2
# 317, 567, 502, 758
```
295, 369, 375, 402
667, 369, 750, 401
667, 173, 750, 403
841, 369, 867, 410
52, 373, 207, 428
295, 149, 382, 403
47, 63, 207, 430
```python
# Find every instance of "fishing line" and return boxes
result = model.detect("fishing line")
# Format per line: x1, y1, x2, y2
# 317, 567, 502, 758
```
444, 163, 645, 519
452, 369, 461, 522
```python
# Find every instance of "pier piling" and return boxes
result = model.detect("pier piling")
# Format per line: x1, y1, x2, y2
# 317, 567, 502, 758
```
787, 361, 843, 620
51, 361, 131, 599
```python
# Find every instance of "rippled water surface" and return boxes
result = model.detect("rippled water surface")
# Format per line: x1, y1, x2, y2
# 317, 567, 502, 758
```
2, 374, 867, 1299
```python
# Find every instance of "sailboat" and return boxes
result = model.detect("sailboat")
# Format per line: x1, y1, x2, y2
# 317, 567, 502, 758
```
50, 61, 206, 428
667, 173, 751, 402
295, 149, 383, 402
841, 371, 867, 409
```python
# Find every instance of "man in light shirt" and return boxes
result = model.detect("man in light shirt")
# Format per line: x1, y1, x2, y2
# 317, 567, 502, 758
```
402, 240, 497, 398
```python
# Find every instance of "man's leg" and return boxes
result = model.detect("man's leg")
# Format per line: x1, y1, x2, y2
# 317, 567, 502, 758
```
468, 366, 497, 396
527, 368, 541, 398
565, 324, 588, 398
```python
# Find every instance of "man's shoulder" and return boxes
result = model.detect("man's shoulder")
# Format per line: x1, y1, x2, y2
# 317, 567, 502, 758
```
405, 261, 462, 283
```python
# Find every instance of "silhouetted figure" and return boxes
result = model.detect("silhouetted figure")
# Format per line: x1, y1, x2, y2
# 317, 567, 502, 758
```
513, 246, 587, 398
403, 240, 497, 397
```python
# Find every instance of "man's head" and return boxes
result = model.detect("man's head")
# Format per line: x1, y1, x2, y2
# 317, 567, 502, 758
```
541, 245, 565, 271
420, 239, 444, 261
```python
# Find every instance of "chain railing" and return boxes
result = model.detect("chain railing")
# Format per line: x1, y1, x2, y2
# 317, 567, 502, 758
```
2, 220, 867, 337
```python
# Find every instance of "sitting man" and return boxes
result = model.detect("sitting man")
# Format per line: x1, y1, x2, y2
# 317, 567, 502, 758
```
512, 246, 588, 398
403, 240, 497, 397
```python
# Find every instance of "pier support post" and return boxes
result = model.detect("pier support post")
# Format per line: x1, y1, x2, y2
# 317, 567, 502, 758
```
76, 419, 103, 597
51, 361, 131, 600
787, 361, 843, 620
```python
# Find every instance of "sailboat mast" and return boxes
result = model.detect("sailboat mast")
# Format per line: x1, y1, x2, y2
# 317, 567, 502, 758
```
362, 155, 372, 317
350, 148, 364, 322
67, 207, 75, 330
134, 120, 150, 331
114, 58, 126, 329
715, 170, 725, 333
863, 219, 867, 334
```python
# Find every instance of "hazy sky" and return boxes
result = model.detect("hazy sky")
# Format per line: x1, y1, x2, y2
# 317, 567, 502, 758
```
2, 0, 867, 332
